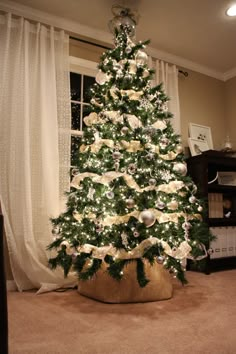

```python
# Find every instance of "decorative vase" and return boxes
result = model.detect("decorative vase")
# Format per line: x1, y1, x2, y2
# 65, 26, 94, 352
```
78, 259, 173, 303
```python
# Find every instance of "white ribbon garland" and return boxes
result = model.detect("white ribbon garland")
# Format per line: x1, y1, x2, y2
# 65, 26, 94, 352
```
83, 111, 167, 131
71, 171, 186, 193
77, 237, 192, 260
73, 208, 201, 226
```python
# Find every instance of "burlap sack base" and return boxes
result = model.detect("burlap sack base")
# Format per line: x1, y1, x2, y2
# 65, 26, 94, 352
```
78, 259, 173, 303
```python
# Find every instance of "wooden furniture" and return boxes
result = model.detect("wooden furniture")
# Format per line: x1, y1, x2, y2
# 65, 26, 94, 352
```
0, 204, 8, 354
187, 150, 236, 272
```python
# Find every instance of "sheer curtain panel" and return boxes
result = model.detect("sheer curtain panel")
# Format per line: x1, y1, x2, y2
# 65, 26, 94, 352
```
0, 13, 76, 291
149, 57, 181, 134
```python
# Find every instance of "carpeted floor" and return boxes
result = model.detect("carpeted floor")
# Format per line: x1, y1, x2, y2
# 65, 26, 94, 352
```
7, 270, 236, 354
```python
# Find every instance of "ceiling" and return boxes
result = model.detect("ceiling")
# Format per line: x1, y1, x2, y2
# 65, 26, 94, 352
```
2, 0, 236, 77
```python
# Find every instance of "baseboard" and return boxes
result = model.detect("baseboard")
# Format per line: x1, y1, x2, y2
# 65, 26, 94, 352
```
7, 280, 17, 291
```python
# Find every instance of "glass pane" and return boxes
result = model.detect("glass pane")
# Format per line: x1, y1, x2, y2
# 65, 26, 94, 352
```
71, 135, 81, 167
83, 75, 95, 103
70, 72, 81, 101
82, 105, 91, 131
71, 103, 81, 130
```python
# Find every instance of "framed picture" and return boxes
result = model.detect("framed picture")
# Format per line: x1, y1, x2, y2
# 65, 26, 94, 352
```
218, 172, 236, 186
189, 123, 213, 149
188, 138, 209, 156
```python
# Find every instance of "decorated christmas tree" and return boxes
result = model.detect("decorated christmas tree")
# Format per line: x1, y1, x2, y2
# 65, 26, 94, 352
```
48, 6, 210, 291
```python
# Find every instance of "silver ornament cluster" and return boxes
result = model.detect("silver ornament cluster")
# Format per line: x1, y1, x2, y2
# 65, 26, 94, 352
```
112, 146, 122, 171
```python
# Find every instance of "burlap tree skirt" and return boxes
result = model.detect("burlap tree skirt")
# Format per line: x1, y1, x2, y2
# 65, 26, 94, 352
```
78, 259, 173, 303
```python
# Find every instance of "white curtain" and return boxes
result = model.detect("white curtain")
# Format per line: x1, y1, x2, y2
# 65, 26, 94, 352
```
149, 57, 181, 134
0, 13, 76, 291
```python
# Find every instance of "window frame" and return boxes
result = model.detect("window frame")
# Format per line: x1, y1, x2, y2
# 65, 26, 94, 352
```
69, 57, 97, 170
69, 56, 97, 137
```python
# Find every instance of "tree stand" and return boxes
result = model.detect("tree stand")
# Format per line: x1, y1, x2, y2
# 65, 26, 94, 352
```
78, 259, 173, 303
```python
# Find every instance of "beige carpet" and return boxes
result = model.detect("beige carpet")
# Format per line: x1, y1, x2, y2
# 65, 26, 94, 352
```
8, 270, 236, 354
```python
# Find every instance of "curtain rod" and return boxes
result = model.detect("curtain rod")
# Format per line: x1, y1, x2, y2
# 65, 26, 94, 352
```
69, 36, 189, 77
70, 36, 111, 50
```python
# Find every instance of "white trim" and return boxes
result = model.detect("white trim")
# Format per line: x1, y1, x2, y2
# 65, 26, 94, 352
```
71, 130, 83, 137
70, 57, 98, 76
1, 0, 236, 81
223, 67, 236, 81
7, 280, 17, 291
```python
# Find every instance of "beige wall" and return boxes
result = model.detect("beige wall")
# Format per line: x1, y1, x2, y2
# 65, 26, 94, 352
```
224, 76, 236, 147
179, 69, 226, 151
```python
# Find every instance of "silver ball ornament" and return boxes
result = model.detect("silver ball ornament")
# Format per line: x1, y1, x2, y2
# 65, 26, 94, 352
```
176, 145, 183, 153
149, 178, 157, 186
71, 168, 79, 176
156, 201, 165, 210
128, 163, 137, 175
133, 230, 140, 237
125, 46, 132, 54
121, 126, 129, 134
52, 226, 60, 234
144, 126, 155, 136
106, 191, 114, 199
182, 222, 191, 230
108, 12, 136, 38
139, 210, 156, 227
189, 196, 196, 203
126, 198, 135, 208
112, 151, 121, 160
157, 256, 164, 264
198, 205, 203, 212
135, 50, 148, 65
173, 162, 187, 176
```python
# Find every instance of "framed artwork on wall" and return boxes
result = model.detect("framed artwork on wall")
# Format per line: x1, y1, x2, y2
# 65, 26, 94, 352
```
188, 138, 209, 156
189, 123, 213, 149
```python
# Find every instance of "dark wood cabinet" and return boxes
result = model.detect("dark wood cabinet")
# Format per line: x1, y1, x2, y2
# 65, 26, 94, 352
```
187, 150, 236, 272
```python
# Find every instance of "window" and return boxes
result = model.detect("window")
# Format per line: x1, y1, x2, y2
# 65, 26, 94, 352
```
69, 57, 97, 167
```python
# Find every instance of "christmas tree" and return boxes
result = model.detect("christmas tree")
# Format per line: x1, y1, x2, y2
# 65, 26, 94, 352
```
48, 7, 210, 288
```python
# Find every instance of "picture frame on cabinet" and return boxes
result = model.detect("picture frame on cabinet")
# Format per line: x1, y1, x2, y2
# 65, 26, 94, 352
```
188, 138, 209, 156
189, 123, 213, 149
